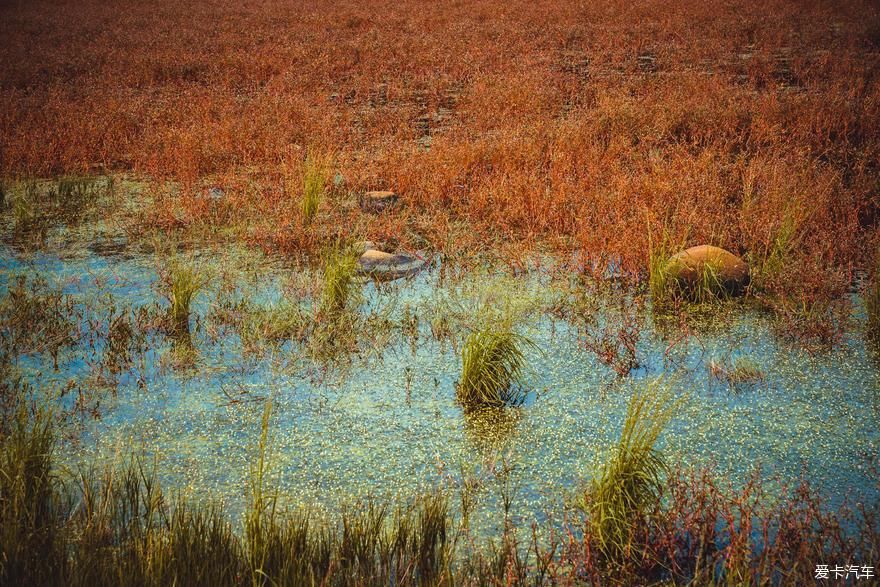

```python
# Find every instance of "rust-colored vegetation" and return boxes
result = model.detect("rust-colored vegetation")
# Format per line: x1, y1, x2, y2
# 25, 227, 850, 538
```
1, 0, 879, 327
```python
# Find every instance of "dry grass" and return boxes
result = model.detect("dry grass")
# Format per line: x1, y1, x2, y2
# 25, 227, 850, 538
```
0, 1, 876, 279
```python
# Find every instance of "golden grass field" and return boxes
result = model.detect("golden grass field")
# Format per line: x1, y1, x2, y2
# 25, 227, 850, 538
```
1, 0, 879, 331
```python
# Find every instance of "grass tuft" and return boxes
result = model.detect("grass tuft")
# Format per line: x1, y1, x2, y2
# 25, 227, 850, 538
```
165, 258, 209, 335
709, 356, 765, 386
579, 379, 676, 561
0, 406, 65, 586
318, 245, 359, 318
300, 152, 328, 224
457, 323, 534, 410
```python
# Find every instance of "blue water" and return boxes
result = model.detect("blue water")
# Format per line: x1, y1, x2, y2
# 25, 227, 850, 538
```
0, 210, 877, 541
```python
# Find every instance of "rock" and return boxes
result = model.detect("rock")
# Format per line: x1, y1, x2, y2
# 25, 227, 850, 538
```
360, 191, 398, 213
665, 245, 750, 296
204, 187, 225, 200
358, 248, 427, 281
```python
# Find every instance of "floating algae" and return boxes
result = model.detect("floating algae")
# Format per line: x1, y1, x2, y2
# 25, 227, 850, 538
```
0, 217, 878, 541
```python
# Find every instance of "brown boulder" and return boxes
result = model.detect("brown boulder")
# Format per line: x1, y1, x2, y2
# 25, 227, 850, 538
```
665, 245, 750, 297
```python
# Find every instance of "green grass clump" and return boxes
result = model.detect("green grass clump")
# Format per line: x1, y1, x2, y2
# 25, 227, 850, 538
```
0, 394, 450, 587
457, 324, 534, 410
300, 153, 328, 224
0, 406, 65, 586
648, 231, 674, 305
3, 177, 112, 241
579, 380, 676, 560
318, 247, 359, 317
241, 302, 307, 350
166, 259, 209, 335
8, 181, 42, 236
750, 206, 801, 291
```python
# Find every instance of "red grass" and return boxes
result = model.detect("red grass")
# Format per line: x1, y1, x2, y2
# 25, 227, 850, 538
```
1, 0, 879, 313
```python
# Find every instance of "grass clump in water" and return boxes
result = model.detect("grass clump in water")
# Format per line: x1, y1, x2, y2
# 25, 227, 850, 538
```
0, 275, 79, 362
317, 245, 359, 318
457, 322, 535, 411
164, 258, 210, 335
578, 379, 676, 561
708, 355, 765, 387
0, 406, 64, 586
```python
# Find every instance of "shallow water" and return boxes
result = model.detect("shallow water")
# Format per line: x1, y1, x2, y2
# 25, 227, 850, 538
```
1, 207, 878, 541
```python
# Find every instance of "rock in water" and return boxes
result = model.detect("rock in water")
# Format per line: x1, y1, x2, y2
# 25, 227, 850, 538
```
665, 245, 750, 296
360, 191, 398, 213
358, 248, 426, 281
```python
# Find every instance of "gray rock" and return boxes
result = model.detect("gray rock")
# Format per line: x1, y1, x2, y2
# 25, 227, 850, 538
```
357, 248, 427, 281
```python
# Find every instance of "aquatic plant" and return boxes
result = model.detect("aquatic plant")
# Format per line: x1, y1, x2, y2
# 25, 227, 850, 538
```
709, 355, 765, 386
3, 177, 111, 242
299, 152, 328, 224
578, 380, 676, 561
317, 246, 359, 317
746, 201, 803, 292
165, 259, 209, 335
457, 324, 534, 410
648, 229, 676, 306
99, 309, 147, 379
6, 181, 43, 239
240, 302, 307, 350
0, 275, 79, 361
0, 384, 878, 585
0, 406, 64, 586
582, 290, 643, 377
